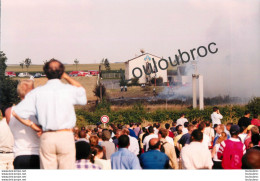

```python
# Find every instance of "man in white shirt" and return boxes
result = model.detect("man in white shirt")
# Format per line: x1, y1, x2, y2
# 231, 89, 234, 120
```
143, 126, 158, 151
176, 113, 188, 127
122, 128, 139, 155
14, 59, 87, 169
211, 107, 223, 127
180, 129, 213, 169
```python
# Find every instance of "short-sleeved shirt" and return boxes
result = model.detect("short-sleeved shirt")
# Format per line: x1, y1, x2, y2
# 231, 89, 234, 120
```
140, 150, 169, 169
14, 79, 87, 131
178, 133, 191, 147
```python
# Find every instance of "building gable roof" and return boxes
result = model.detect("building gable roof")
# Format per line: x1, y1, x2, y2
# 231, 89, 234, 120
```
125, 53, 162, 63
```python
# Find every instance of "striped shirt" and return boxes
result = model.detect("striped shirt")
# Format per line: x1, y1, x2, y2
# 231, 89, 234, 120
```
75, 159, 101, 170
217, 138, 246, 169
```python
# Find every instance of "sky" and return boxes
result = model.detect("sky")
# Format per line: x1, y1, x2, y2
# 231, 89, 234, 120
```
1, 0, 260, 98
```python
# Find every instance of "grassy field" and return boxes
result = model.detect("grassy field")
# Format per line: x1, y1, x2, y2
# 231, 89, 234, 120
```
14, 77, 162, 102
6, 63, 125, 72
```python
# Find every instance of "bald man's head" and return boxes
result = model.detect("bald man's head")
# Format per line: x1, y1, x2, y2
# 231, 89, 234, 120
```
43, 59, 65, 79
149, 138, 161, 150
242, 149, 260, 169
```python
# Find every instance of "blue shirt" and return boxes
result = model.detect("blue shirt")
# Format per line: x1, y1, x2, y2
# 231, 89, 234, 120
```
111, 148, 141, 169
178, 133, 191, 146
140, 150, 169, 169
129, 128, 138, 139
14, 79, 87, 131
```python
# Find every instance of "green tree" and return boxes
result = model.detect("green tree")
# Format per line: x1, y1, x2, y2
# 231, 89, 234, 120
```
74, 59, 79, 70
19, 61, 25, 72
0, 51, 19, 111
246, 97, 260, 115
24, 58, 32, 72
103, 58, 111, 71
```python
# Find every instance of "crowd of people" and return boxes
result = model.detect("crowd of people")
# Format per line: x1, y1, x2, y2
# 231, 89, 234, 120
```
0, 59, 260, 170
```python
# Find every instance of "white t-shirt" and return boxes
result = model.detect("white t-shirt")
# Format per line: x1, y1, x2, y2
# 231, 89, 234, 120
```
128, 135, 139, 155
166, 136, 174, 146
211, 112, 223, 126
238, 133, 247, 143
180, 142, 213, 169
182, 127, 188, 134
143, 134, 158, 151
176, 117, 188, 127
202, 134, 211, 149
213, 143, 221, 162
9, 107, 40, 158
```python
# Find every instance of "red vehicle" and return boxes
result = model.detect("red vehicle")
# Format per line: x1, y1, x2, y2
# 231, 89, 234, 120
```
88, 70, 99, 76
78, 71, 90, 76
69, 71, 80, 77
69, 71, 91, 77
5, 71, 16, 77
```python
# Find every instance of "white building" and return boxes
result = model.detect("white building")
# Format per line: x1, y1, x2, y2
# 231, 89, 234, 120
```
125, 53, 168, 84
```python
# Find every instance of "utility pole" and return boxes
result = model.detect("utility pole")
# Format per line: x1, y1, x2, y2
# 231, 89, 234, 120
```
99, 65, 102, 102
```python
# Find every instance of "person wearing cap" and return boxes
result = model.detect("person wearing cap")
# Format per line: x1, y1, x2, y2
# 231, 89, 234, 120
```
217, 125, 246, 169
13, 59, 87, 169
100, 130, 116, 159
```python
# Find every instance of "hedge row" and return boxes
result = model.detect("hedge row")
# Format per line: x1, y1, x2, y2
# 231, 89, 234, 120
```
75, 104, 247, 127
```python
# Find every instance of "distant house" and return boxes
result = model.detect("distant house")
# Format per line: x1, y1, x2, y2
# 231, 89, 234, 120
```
125, 53, 167, 84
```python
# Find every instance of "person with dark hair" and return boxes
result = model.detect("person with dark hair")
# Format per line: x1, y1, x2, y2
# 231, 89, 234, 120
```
75, 141, 101, 170
250, 134, 260, 150
0, 106, 14, 169
133, 123, 142, 138
113, 129, 123, 150
180, 129, 213, 169
177, 125, 194, 151
242, 149, 260, 169
111, 135, 141, 169
238, 110, 251, 131
158, 128, 178, 169
198, 122, 211, 149
170, 120, 177, 133
244, 126, 259, 149
143, 126, 158, 151
13, 59, 87, 169
176, 113, 188, 127
139, 138, 169, 169
122, 128, 139, 155
165, 123, 174, 138
174, 125, 183, 158
75, 130, 88, 143
128, 122, 138, 139
217, 125, 246, 169
204, 120, 215, 148
101, 130, 115, 159
211, 107, 223, 127
182, 122, 189, 134
251, 114, 260, 127
139, 127, 147, 154
91, 145, 111, 170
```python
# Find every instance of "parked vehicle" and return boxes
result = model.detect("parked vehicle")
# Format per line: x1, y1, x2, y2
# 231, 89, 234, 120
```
88, 70, 99, 76
34, 73, 42, 78
69, 71, 80, 77
5, 71, 16, 77
18, 72, 31, 77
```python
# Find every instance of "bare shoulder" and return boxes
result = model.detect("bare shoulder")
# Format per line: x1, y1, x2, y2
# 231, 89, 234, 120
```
5, 107, 13, 124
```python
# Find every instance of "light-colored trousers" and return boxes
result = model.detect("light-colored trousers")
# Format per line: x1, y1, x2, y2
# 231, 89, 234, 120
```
0, 153, 14, 170
40, 131, 75, 169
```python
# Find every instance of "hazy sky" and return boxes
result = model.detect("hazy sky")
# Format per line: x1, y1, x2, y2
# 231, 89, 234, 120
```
2, 0, 259, 64
1, 0, 260, 98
